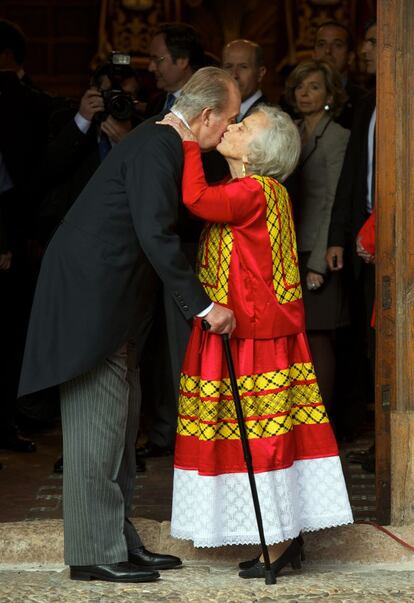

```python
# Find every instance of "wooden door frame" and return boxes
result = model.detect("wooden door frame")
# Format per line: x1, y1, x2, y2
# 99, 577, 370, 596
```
376, 0, 414, 525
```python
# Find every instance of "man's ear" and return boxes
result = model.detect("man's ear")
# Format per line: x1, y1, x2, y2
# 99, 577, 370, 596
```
175, 57, 190, 71
258, 65, 267, 83
200, 107, 213, 126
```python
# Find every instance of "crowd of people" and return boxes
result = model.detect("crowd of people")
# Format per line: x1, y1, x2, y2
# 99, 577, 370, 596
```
0, 15, 377, 584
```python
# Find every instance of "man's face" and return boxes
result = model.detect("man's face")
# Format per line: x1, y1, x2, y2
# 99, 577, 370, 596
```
197, 83, 241, 151
222, 42, 265, 101
148, 34, 189, 92
313, 25, 352, 74
361, 24, 377, 75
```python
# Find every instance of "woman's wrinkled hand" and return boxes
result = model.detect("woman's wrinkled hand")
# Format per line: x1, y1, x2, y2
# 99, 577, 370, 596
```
356, 236, 375, 264
156, 112, 196, 141
306, 270, 324, 292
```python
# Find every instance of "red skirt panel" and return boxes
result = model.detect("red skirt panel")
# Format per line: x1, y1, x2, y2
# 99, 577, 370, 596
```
175, 320, 338, 476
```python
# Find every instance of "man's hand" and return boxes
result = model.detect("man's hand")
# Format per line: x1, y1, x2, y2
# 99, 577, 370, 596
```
306, 270, 324, 291
356, 236, 375, 264
0, 251, 12, 270
79, 88, 105, 121
101, 115, 133, 143
326, 246, 344, 271
204, 304, 236, 335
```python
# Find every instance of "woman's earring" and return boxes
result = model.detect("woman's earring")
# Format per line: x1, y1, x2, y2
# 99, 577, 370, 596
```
324, 104, 331, 112
241, 163, 247, 177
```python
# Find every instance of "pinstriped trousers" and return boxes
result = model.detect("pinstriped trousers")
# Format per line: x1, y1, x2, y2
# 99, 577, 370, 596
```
60, 340, 143, 565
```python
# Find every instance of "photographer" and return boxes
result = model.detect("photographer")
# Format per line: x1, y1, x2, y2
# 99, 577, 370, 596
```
35, 55, 143, 474
37, 54, 142, 245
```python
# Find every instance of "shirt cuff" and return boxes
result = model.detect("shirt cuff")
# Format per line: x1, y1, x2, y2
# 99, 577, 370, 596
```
196, 302, 214, 317
74, 112, 92, 134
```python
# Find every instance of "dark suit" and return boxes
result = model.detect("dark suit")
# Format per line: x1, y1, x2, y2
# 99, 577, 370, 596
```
19, 120, 209, 394
328, 90, 376, 435
239, 93, 267, 120
336, 79, 367, 131
0, 72, 66, 439
36, 110, 100, 242
328, 91, 376, 278
19, 121, 211, 564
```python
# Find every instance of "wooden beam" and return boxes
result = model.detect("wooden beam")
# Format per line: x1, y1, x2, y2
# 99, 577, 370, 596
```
377, 0, 414, 524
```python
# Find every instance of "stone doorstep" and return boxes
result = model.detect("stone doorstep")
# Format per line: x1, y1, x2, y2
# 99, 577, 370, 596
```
0, 519, 413, 566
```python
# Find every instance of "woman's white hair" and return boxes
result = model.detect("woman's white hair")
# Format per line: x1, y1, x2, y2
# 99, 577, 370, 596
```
246, 104, 301, 182
173, 66, 236, 121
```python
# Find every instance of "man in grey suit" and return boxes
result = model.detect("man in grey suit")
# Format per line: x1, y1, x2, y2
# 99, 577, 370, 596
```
19, 67, 240, 583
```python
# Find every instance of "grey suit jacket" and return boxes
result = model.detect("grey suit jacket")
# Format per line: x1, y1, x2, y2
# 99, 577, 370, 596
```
294, 115, 350, 274
19, 120, 211, 396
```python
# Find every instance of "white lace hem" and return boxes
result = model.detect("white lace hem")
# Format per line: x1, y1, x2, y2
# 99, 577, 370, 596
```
171, 457, 353, 548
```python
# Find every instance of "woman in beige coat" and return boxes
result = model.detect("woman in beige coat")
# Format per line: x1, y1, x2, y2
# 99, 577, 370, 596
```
285, 60, 350, 413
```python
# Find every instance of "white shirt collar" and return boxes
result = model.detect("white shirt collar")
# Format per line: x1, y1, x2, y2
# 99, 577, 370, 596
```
170, 108, 191, 130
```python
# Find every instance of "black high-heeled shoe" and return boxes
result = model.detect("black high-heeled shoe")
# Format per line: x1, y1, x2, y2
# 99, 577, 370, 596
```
238, 538, 302, 579
238, 534, 305, 570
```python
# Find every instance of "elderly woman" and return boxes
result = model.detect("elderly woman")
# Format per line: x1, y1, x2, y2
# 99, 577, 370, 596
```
285, 60, 350, 414
161, 103, 352, 579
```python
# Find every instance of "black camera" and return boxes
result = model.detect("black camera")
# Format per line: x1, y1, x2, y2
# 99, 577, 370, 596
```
92, 52, 137, 122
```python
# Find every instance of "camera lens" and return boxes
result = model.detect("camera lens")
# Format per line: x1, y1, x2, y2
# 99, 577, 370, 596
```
106, 91, 134, 121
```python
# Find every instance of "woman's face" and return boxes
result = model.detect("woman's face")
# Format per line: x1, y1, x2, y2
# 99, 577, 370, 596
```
216, 111, 268, 162
294, 70, 332, 117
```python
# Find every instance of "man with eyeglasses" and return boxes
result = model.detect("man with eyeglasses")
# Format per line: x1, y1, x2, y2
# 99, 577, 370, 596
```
147, 23, 206, 115
138, 24, 228, 463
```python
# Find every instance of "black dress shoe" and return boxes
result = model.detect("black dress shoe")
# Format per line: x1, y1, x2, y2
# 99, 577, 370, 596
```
70, 562, 159, 582
128, 546, 182, 570
0, 431, 36, 452
136, 456, 146, 473
238, 534, 305, 570
54, 456, 63, 474
239, 539, 302, 579
136, 442, 173, 459
238, 555, 259, 570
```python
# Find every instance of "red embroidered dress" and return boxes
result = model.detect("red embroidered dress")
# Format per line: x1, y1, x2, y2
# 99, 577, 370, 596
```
171, 142, 352, 547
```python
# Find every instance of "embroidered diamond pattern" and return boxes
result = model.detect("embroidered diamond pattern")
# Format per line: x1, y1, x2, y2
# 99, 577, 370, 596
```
252, 176, 302, 305
197, 223, 233, 304
178, 363, 326, 441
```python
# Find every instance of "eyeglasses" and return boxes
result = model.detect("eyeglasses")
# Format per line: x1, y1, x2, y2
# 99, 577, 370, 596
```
149, 55, 168, 66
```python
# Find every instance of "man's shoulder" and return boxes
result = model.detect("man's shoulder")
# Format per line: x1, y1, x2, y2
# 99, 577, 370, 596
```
132, 117, 179, 141
114, 120, 183, 172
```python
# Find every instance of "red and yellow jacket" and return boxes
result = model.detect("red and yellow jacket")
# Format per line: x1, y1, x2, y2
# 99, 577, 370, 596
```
182, 141, 305, 339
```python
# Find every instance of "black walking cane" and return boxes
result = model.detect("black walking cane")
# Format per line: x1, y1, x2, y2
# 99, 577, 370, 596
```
202, 321, 276, 585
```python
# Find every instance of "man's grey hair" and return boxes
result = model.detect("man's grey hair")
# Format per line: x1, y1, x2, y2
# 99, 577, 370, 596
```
173, 66, 236, 120
246, 105, 301, 182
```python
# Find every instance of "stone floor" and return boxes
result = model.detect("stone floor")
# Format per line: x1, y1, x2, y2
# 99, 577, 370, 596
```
1, 561, 414, 602
2, 423, 413, 601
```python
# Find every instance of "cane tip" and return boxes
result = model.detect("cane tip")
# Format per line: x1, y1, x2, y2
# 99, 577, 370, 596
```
264, 569, 277, 585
